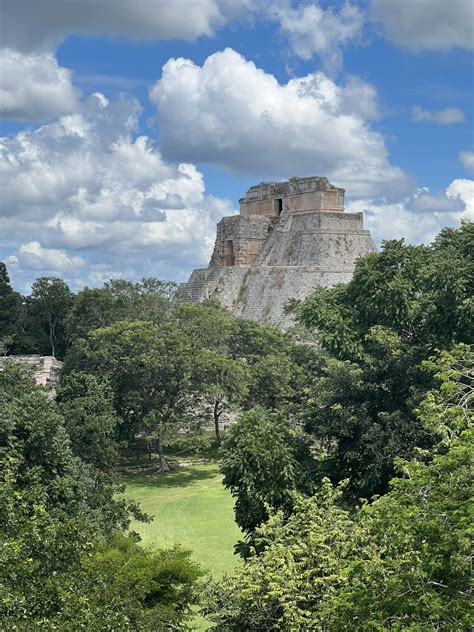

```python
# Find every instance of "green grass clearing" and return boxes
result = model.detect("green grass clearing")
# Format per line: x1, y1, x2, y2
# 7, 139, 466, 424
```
122, 462, 242, 578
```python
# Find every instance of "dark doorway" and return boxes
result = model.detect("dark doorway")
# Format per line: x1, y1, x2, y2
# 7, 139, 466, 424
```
223, 240, 235, 266
277, 198, 283, 214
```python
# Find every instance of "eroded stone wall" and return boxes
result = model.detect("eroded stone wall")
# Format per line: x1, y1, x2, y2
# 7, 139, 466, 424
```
210, 215, 273, 266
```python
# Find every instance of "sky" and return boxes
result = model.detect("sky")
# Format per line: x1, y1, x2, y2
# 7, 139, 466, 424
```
0, 0, 473, 293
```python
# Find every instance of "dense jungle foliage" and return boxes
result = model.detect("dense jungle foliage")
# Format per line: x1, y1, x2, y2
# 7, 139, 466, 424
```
0, 221, 472, 630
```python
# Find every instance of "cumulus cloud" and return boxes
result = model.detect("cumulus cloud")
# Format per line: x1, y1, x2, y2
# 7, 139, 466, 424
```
372, 0, 474, 50
411, 105, 465, 125
459, 151, 474, 173
0, 49, 79, 121
274, 2, 364, 73
0, 92, 234, 290
447, 178, 474, 215
0, 0, 258, 122
349, 179, 474, 246
0, 0, 255, 51
150, 48, 410, 199
13, 242, 85, 271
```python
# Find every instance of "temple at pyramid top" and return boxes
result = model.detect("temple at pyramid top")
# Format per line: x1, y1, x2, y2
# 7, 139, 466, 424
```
239, 176, 345, 218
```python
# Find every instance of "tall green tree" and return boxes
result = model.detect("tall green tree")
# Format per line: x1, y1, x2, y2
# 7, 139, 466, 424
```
66, 320, 194, 464
27, 276, 74, 358
297, 221, 474, 360
0, 363, 133, 533
174, 300, 236, 352
57, 371, 121, 470
192, 349, 250, 445
66, 278, 176, 342
294, 223, 474, 499
303, 327, 435, 499
0, 262, 21, 349
219, 407, 316, 551
65, 287, 116, 341
105, 277, 177, 324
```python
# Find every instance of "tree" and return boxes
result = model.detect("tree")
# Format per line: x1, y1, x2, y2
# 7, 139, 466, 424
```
219, 407, 316, 550
228, 317, 316, 416
174, 300, 236, 352
28, 276, 74, 358
207, 432, 472, 631
205, 348, 473, 630
105, 277, 177, 324
66, 320, 194, 465
297, 222, 474, 360
302, 327, 436, 499
68, 536, 203, 631
57, 371, 121, 470
207, 437, 472, 629
0, 262, 21, 350
66, 278, 176, 342
0, 363, 203, 630
192, 349, 250, 445
204, 483, 355, 631
65, 287, 116, 341
229, 318, 288, 360
0, 363, 133, 533
245, 352, 295, 410
293, 223, 474, 500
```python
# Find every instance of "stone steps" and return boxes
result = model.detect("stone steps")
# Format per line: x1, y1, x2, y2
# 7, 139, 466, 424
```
176, 268, 221, 303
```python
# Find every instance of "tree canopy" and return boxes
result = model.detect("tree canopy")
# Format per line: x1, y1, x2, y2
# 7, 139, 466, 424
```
205, 353, 473, 630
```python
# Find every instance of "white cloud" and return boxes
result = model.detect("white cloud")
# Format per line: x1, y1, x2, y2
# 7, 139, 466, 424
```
447, 178, 474, 215
0, 0, 255, 51
459, 151, 474, 173
150, 48, 410, 199
15, 242, 85, 271
274, 2, 364, 73
0, 49, 79, 121
372, 0, 474, 50
0, 92, 234, 289
349, 180, 473, 246
0, 0, 259, 122
411, 105, 465, 125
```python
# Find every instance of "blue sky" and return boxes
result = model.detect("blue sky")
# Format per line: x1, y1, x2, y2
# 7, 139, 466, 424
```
0, 0, 473, 292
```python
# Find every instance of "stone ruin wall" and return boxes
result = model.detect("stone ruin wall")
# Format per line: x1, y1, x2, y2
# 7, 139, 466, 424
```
0, 355, 63, 398
210, 215, 273, 267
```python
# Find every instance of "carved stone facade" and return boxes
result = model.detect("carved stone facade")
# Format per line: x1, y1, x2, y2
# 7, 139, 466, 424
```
178, 176, 376, 327
239, 176, 344, 218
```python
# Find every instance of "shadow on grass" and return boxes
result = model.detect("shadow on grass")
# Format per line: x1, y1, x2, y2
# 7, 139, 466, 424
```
120, 463, 221, 490
119, 435, 221, 468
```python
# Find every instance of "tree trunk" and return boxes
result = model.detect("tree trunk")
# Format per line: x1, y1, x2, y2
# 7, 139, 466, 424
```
157, 431, 169, 472
146, 439, 153, 462
213, 400, 222, 446
49, 315, 56, 358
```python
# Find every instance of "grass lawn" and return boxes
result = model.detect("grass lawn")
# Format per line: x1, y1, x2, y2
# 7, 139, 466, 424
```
121, 462, 242, 578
